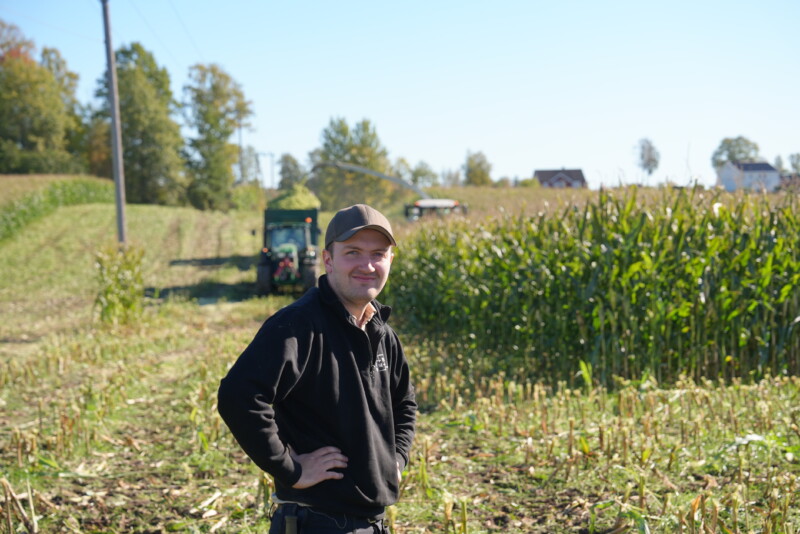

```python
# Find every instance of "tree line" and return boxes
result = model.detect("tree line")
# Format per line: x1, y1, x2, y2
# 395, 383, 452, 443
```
6, 19, 796, 210
0, 19, 505, 211
0, 20, 256, 210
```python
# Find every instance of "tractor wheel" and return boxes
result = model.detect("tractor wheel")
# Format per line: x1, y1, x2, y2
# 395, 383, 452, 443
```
256, 264, 273, 296
302, 265, 320, 292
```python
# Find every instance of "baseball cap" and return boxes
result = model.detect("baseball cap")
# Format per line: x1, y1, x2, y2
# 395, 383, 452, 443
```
325, 204, 396, 249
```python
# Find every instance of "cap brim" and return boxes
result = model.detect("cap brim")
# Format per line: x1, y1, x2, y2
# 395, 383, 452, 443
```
333, 225, 396, 247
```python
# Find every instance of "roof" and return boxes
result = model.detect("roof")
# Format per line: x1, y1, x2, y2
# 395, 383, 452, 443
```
732, 161, 778, 172
534, 169, 587, 187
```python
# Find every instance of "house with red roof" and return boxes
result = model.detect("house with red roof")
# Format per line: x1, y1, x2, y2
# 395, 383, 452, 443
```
534, 169, 587, 188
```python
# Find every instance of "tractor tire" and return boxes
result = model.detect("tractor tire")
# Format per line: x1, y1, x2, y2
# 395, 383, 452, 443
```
302, 264, 320, 293
256, 264, 273, 296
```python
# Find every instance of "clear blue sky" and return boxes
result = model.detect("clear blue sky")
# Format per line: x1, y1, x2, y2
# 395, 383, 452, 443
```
3, 0, 799, 189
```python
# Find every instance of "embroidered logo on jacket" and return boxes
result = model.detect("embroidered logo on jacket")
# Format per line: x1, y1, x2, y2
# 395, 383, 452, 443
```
375, 352, 389, 372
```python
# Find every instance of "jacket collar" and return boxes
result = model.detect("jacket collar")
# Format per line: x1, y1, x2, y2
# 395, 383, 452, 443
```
317, 274, 392, 326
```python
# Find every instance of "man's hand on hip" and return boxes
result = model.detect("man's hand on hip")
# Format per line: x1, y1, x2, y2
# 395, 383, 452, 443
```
290, 446, 348, 489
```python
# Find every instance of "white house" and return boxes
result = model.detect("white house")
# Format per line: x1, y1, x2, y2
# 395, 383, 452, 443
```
717, 161, 781, 192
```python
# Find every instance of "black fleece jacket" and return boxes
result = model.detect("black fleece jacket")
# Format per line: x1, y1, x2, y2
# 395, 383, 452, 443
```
217, 275, 416, 518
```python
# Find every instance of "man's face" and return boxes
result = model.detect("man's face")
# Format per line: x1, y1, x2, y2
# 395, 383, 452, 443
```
323, 229, 394, 314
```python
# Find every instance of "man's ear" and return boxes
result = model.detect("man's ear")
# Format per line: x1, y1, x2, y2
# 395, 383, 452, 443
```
322, 248, 333, 273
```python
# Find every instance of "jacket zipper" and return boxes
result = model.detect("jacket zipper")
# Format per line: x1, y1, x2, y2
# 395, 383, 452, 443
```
349, 316, 377, 380
364, 328, 375, 380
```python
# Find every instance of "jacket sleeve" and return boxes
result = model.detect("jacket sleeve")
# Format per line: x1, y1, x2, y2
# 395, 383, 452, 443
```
389, 333, 417, 470
217, 319, 307, 486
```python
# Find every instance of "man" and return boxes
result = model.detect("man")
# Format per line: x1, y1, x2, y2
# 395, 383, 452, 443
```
218, 204, 417, 534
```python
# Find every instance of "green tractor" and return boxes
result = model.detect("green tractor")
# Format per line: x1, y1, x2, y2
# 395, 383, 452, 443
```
256, 208, 320, 295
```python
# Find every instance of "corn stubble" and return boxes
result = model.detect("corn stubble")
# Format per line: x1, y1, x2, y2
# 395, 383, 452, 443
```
398, 367, 800, 532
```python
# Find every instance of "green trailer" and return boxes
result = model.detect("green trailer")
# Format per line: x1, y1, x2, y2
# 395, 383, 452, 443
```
256, 208, 320, 295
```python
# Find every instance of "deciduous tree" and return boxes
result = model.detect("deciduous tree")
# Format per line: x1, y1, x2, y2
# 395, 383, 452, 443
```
278, 153, 305, 189
392, 157, 412, 188
84, 112, 112, 178
0, 19, 33, 58
463, 151, 492, 186
0, 29, 80, 173
308, 118, 395, 210
97, 43, 185, 204
41, 47, 86, 165
711, 136, 760, 170
40, 47, 78, 114
638, 138, 659, 177
392, 157, 437, 188
0, 56, 65, 151
183, 63, 252, 210
789, 153, 800, 174
410, 161, 438, 188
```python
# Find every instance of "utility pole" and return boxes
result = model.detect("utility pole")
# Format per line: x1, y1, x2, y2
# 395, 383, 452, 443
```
101, 0, 127, 246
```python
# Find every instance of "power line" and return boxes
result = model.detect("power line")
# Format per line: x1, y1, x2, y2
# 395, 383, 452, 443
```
124, 0, 181, 65
166, 0, 204, 62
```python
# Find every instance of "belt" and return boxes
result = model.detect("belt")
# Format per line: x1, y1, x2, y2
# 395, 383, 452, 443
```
274, 503, 386, 533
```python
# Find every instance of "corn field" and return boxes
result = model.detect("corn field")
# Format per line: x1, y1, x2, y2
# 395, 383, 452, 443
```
387, 187, 800, 387
4, 179, 800, 532
0, 177, 113, 243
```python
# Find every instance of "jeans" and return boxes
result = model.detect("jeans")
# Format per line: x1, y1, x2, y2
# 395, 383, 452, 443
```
268, 504, 389, 534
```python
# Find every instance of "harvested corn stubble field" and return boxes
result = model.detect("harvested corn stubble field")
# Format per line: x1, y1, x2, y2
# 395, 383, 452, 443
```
2, 177, 800, 533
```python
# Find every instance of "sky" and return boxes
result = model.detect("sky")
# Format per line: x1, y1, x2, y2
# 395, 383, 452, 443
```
2, 0, 799, 190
